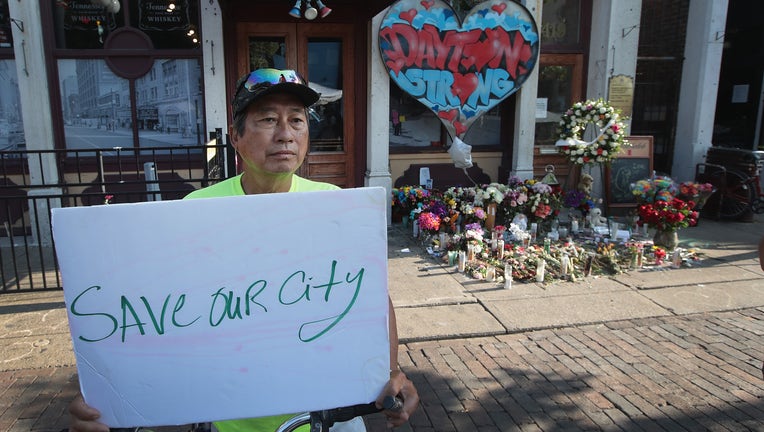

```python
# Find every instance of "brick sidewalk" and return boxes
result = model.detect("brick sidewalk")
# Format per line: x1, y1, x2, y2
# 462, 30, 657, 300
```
4, 309, 763, 432
366, 308, 764, 431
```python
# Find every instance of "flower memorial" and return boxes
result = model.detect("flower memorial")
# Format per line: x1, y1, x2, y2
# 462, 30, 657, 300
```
556, 99, 629, 165
392, 176, 704, 283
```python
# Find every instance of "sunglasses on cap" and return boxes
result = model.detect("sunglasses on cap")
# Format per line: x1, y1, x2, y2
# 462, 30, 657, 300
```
232, 68, 319, 117
239, 69, 307, 92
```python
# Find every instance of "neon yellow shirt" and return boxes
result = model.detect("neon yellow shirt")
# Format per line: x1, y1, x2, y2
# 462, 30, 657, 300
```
184, 173, 339, 199
184, 173, 339, 432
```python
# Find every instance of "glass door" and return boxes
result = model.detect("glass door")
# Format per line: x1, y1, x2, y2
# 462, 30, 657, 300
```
534, 53, 584, 188
237, 22, 354, 187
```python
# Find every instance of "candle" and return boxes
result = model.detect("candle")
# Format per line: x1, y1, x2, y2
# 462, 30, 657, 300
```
497, 239, 505, 259
486, 265, 495, 281
671, 249, 681, 268
458, 251, 466, 272
504, 264, 512, 289
448, 251, 457, 266
536, 259, 546, 283
561, 254, 570, 277
571, 219, 579, 233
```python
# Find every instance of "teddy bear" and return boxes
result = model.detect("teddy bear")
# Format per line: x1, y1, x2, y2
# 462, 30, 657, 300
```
577, 173, 594, 196
586, 207, 608, 227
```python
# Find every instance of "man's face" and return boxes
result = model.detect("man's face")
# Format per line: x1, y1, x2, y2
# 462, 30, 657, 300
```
231, 92, 309, 176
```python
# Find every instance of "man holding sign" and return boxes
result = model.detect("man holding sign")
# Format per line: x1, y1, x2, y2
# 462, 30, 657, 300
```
68, 68, 419, 431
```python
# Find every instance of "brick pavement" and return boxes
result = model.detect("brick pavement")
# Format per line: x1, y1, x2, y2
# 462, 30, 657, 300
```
365, 308, 764, 432
5, 309, 762, 431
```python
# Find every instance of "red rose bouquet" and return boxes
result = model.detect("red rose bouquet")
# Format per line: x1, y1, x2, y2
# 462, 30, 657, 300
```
637, 197, 699, 231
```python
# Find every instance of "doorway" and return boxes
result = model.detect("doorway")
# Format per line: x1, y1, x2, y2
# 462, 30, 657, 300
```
236, 22, 355, 187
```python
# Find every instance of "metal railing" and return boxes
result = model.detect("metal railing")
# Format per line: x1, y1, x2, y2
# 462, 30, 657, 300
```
0, 136, 234, 292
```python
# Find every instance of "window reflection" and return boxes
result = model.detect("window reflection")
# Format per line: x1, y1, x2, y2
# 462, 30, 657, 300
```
137, 59, 204, 148
389, 85, 442, 149
58, 58, 203, 149
308, 39, 343, 152
535, 64, 573, 146
0, 0, 12, 48
0, 60, 24, 150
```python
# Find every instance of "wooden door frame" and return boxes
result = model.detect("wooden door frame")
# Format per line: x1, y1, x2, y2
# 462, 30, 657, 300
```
233, 22, 355, 187
534, 53, 585, 189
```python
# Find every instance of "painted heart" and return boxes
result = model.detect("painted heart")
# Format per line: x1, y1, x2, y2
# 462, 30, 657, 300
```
399, 8, 417, 24
379, 0, 539, 139
451, 73, 479, 105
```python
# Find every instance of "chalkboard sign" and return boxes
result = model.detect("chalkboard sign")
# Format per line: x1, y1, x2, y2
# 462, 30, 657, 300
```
605, 136, 653, 209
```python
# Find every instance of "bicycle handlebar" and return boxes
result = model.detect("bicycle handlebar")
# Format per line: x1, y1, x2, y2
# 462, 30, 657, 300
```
275, 396, 403, 432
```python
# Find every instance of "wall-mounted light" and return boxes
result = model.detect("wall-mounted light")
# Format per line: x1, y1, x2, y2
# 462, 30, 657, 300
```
304, 0, 318, 20
288, 0, 331, 19
316, 0, 331, 17
288, 0, 302, 18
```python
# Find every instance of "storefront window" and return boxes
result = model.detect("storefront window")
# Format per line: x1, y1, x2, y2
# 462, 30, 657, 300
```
540, 0, 582, 48
389, 86, 442, 149
52, 0, 200, 50
58, 58, 202, 150
0, 1, 23, 151
0, 0, 12, 48
535, 64, 574, 146
51, 0, 203, 149
0, 60, 24, 151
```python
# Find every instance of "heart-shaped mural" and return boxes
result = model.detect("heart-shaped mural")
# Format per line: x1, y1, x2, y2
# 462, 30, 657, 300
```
379, 0, 540, 140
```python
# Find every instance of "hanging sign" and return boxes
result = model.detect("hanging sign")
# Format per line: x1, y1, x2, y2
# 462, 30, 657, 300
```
378, 0, 540, 140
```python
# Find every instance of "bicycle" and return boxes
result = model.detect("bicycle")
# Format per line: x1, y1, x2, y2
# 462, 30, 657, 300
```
696, 152, 764, 219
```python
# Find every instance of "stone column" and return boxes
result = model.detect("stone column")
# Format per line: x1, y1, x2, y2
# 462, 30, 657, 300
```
672, 0, 729, 181
366, 9, 394, 225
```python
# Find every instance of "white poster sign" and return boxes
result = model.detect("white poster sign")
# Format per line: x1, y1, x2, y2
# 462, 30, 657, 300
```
52, 187, 390, 428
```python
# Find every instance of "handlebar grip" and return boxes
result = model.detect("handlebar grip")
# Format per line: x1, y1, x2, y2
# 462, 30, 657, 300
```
321, 397, 404, 426
382, 395, 404, 412
322, 402, 379, 425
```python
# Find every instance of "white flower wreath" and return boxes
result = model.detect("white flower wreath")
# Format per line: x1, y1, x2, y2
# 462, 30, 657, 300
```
555, 99, 629, 165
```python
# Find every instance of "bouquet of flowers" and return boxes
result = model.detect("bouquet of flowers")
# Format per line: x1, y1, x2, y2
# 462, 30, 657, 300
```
563, 189, 595, 213
392, 186, 431, 218
525, 180, 561, 221
417, 211, 441, 234
631, 176, 678, 203
496, 177, 529, 225
677, 181, 716, 209
636, 197, 699, 231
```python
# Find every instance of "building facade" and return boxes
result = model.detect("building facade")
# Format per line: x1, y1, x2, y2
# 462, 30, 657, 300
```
2, 0, 756, 224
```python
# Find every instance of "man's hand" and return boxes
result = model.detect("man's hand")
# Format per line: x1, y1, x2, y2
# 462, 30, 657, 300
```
69, 393, 109, 432
375, 369, 419, 428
